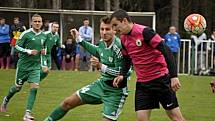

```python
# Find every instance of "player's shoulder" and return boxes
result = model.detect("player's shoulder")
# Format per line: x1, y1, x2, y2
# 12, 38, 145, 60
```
19, 28, 32, 39
44, 31, 51, 35
113, 36, 122, 48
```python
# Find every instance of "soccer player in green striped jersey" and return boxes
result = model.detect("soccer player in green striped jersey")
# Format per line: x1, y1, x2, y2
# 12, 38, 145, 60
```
0, 14, 46, 121
41, 22, 62, 81
44, 16, 130, 121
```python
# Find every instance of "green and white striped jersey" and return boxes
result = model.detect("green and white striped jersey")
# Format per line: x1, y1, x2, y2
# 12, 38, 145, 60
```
15, 28, 47, 70
79, 36, 124, 81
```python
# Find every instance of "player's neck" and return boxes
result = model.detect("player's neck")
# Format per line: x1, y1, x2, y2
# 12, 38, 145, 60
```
32, 28, 41, 33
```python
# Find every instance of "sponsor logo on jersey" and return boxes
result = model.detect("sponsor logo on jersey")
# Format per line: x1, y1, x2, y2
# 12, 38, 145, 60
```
136, 39, 142, 46
109, 57, 113, 62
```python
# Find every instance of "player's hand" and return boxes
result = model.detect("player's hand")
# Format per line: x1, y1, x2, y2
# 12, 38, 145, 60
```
113, 75, 124, 88
70, 29, 79, 39
41, 48, 46, 55
42, 66, 49, 73
31, 49, 38, 55
90, 56, 101, 69
171, 77, 181, 92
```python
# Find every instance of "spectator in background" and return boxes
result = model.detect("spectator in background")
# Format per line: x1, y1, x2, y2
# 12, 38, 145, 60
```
10, 17, 26, 68
62, 36, 80, 71
164, 26, 181, 69
191, 32, 207, 74
79, 17, 93, 71
0, 17, 11, 69
209, 31, 215, 67
42, 19, 52, 32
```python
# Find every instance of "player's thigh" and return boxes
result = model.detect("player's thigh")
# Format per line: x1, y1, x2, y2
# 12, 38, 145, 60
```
135, 82, 159, 111
77, 80, 103, 104
136, 109, 152, 121
61, 93, 83, 110
28, 69, 40, 85
102, 86, 128, 121
15, 68, 29, 86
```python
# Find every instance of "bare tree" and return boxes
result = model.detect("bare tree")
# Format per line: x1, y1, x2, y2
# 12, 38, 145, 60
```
105, 0, 111, 11
148, 0, 154, 12
12, 0, 21, 7
171, 0, 179, 29
91, 0, 95, 10
52, 0, 61, 9
85, 0, 90, 10
113, 0, 120, 10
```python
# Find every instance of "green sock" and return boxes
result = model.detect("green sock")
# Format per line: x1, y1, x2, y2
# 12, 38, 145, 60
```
40, 71, 48, 81
47, 106, 68, 121
26, 88, 38, 111
6, 85, 19, 101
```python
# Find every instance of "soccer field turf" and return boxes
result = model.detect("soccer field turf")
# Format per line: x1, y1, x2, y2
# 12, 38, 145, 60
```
0, 69, 215, 121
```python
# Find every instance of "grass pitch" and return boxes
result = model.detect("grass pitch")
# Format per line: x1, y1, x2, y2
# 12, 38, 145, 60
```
0, 69, 215, 121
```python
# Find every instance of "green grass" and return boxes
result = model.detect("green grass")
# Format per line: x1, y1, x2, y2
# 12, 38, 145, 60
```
0, 69, 215, 121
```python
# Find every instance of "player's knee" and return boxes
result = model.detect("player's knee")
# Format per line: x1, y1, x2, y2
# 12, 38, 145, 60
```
61, 94, 81, 110
16, 86, 22, 92
30, 83, 39, 89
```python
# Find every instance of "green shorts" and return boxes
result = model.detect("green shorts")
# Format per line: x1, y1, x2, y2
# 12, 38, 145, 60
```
15, 67, 40, 86
77, 79, 128, 120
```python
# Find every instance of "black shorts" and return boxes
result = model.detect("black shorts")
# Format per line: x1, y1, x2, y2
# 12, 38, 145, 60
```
135, 75, 179, 111
0, 42, 11, 57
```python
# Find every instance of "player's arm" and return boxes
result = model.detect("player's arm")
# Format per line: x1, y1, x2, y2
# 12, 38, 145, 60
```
142, 27, 177, 78
15, 32, 37, 55
73, 29, 99, 58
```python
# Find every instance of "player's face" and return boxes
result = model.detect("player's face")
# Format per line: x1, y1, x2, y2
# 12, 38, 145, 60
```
100, 22, 114, 43
31, 17, 42, 31
111, 17, 129, 35
52, 23, 59, 33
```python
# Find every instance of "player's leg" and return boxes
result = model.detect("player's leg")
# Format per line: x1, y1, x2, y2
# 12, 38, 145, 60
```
159, 75, 186, 121
102, 83, 128, 121
165, 107, 186, 121
0, 67, 25, 112
44, 93, 83, 121
135, 81, 160, 121
23, 69, 40, 121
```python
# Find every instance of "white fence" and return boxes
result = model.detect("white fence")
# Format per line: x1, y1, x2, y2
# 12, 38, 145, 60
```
178, 39, 215, 75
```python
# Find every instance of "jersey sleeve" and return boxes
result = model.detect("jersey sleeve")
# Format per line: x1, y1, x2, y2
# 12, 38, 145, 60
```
15, 32, 32, 54
142, 27, 163, 48
79, 40, 99, 58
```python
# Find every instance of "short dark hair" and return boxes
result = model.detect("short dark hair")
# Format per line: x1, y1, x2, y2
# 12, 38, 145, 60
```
110, 9, 132, 23
100, 16, 111, 24
83, 17, 89, 21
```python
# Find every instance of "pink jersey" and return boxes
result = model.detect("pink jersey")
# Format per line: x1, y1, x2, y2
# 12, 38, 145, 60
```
121, 24, 168, 82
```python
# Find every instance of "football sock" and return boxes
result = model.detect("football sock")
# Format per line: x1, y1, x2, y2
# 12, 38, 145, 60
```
26, 88, 38, 111
47, 106, 68, 121
6, 85, 19, 101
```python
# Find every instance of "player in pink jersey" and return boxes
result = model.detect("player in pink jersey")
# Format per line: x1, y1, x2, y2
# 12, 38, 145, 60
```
110, 9, 186, 121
